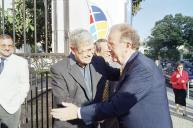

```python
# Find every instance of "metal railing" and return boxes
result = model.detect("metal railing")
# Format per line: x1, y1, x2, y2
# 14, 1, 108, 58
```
0, 0, 65, 53
21, 71, 52, 128
17, 53, 65, 128
1, 0, 70, 54
187, 81, 190, 99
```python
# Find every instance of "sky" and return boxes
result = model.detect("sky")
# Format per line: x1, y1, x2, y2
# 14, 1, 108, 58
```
132, 0, 193, 41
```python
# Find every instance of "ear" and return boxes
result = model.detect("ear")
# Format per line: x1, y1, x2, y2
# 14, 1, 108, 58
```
70, 47, 76, 55
126, 42, 132, 48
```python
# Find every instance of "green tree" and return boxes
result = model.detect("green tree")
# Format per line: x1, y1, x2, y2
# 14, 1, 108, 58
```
0, 0, 52, 52
146, 13, 193, 60
132, 0, 144, 16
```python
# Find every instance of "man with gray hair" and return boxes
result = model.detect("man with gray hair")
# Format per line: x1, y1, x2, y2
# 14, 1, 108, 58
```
51, 29, 119, 128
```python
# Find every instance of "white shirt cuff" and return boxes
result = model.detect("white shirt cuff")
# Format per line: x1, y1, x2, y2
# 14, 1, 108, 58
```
77, 107, 81, 119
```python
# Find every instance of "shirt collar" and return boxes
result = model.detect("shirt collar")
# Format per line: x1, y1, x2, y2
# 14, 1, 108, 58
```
0, 54, 13, 62
121, 51, 138, 70
1, 54, 13, 62
69, 53, 76, 65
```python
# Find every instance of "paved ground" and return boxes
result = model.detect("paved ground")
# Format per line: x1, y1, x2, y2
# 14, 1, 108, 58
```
167, 87, 193, 128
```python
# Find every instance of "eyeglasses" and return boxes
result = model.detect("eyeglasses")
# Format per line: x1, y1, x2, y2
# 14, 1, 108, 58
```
0, 44, 14, 49
177, 66, 183, 69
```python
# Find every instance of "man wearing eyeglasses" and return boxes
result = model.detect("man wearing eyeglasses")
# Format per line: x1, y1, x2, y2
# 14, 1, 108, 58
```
0, 34, 30, 128
50, 29, 120, 128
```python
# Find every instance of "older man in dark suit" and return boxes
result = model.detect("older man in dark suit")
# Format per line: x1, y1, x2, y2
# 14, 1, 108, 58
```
51, 24, 173, 128
51, 29, 119, 128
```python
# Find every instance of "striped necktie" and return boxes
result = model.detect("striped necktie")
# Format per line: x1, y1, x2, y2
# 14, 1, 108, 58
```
102, 80, 109, 101
0, 58, 5, 74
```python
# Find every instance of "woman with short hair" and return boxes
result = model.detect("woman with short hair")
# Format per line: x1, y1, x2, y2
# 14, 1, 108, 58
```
170, 63, 189, 116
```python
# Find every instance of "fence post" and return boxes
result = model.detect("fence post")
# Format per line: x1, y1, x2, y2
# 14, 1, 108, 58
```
187, 81, 189, 99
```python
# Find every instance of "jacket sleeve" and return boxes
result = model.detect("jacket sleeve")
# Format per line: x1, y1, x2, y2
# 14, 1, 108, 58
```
80, 64, 153, 124
19, 59, 30, 103
50, 65, 72, 107
92, 56, 120, 81
170, 71, 177, 86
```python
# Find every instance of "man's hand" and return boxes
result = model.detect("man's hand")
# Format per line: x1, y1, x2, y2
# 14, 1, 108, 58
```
51, 102, 79, 121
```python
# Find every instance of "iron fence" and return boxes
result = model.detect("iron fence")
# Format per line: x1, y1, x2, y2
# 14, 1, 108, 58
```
20, 71, 52, 128
17, 53, 65, 128
0, 0, 69, 54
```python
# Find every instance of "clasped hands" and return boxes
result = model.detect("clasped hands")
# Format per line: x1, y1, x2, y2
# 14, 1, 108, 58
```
50, 102, 79, 121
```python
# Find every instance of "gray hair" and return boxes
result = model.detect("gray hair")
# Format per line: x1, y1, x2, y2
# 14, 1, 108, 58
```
69, 29, 94, 48
94, 38, 108, 52
110, 23, 140, 50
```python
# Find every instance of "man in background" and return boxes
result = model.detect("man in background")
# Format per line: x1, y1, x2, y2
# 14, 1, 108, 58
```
0, 34, 30, 128
94, 39, 120, 128
95, 39, 112, 63
94, 39, 121, 98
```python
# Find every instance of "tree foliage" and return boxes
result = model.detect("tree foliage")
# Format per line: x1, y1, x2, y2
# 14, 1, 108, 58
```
146, 13, 193, 60
0, 0, 52, 52
132, 0, 144, 16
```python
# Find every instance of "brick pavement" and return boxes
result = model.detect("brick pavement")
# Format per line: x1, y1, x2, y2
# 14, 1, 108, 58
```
167, 87, 193, 128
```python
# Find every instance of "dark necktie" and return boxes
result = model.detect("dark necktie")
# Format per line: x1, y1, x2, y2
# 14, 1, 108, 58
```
0, 58, 5, 74
102, 80, 109, 101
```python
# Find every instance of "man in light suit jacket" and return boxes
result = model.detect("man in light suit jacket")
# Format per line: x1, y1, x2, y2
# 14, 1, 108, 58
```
51, 24, 173, 128
0, 34, 30, 128
51, 29, 119, 128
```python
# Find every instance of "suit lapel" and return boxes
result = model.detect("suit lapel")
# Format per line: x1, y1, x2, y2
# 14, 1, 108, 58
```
68, 64, 85, 87
116, 70, 127, 91
67, 57, 91, 100
117, 52, 139, 91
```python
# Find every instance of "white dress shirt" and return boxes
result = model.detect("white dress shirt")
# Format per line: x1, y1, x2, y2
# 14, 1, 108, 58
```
0, 54, 30, 114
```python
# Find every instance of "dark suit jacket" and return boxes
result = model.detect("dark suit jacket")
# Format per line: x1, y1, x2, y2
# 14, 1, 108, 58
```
51, 54, 119, 128
80, 52, 173, 128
